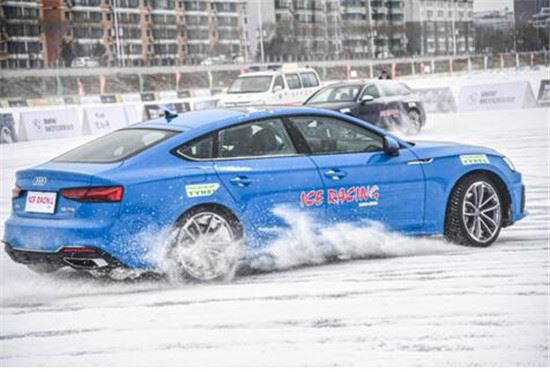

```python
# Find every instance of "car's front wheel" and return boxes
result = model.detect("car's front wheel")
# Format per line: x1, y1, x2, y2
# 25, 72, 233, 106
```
444, 174, 504, 247
168, 207, 243, 281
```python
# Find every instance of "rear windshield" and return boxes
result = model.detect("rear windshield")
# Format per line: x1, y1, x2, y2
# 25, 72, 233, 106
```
54, 129, 177, 163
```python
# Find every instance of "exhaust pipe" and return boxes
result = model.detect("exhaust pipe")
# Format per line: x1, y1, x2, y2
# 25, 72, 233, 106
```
63, 257, 109, 270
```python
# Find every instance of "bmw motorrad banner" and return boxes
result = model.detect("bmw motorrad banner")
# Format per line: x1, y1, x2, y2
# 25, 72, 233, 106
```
413, 87, 457, 113
536, 79, 550, 106
457, 81, 536, 112
83, 106, 129, 135
19, 108, 81, 141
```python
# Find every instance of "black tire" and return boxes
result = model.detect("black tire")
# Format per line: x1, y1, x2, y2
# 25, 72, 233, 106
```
168, 205, 243, 281
444, 174, 504, 247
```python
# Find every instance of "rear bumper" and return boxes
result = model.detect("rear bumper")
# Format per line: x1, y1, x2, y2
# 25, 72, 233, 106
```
3, 214, 157, 269
4, 242, 125, 271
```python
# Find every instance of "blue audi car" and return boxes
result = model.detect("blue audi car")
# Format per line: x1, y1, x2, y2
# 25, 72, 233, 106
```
3, 107, 526, 280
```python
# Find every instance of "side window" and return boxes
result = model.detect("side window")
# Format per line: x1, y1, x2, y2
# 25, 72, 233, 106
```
178, 134, 214, 160
273, 75, 284, 91
285, 73, 302, 90
218, 119, 296, 158
379, 81, 410, 96
288, 116, 384, 155
363, 84, 380, 98
299, 72, 320, 88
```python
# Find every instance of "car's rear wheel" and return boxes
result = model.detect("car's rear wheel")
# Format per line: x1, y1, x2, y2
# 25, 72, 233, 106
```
444, 174, 503, 247
169, 207, 243, 281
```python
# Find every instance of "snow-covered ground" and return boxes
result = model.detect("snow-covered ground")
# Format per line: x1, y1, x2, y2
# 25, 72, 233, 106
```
0, 104, 548, 365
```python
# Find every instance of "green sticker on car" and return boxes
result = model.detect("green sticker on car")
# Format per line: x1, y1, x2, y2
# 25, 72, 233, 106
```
185, 183, 220, 198
460, 154, 489, 165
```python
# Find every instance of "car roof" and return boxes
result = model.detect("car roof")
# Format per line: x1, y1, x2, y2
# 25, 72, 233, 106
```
130, 106, 336, 133
238, 68, 317, 78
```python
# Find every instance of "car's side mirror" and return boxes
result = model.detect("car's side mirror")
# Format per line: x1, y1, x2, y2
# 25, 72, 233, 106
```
273, 85, 283, 93
360, 95, 374, 104
383, 135, 400, 156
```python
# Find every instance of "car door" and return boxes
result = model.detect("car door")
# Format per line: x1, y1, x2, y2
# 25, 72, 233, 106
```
212, 118, 325, 237
284, 73, 304, 104
271, 74, 289, 104
286, 115, 425, 231
356, 83, 384, 125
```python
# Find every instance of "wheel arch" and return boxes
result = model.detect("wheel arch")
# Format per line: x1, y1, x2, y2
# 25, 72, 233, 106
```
174, 202, 244, 235
445, 169, 512, 228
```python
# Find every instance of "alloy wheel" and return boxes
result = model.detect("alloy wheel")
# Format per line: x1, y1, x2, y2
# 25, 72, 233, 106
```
462, 181, 502, 244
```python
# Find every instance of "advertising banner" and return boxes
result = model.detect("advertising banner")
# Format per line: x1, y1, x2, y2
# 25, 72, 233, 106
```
83, 106, 129, 135
100, 94, 118, 104
19, 108, 81, 141
413, 87, 456, 113
141, 92, 157, 102
457, 81, 536, 111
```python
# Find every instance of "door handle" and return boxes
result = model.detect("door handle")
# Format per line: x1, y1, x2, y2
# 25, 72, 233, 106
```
229, 176, 252, 187
324, 169, 347, 180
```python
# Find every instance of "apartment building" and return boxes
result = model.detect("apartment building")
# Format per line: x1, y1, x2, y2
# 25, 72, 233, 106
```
1, 0, 44, 68
0, 0, 248, 68
404, 0, 474, 56
273, 0, 406, 60
474, 9, 514, 32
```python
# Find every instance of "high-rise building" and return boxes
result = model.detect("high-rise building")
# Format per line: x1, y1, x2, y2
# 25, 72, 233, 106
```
474, 9, 514, 31
0, 0, 249, 69
272, 0, 406, 60
514, 0, 550, 27
404, 0, 474, 56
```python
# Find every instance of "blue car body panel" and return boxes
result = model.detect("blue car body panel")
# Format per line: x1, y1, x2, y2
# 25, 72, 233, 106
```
4, 107, 526, 269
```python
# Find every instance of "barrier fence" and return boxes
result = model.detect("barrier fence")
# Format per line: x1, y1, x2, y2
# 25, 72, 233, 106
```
0, 63, 548, 144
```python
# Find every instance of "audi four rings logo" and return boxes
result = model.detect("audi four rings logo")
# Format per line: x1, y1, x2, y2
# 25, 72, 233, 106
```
32, 176, 47, 186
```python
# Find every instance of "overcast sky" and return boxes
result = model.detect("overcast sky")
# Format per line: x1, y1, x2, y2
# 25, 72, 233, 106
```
474, 0, 514, 12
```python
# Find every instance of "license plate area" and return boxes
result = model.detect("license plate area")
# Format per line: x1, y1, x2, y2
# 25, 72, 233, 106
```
25, 191, 57, 214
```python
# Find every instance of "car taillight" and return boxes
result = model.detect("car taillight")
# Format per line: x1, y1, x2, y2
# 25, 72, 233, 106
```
12, 186, 22, 199
61, 247, 97, 254
60, 186, 123, 203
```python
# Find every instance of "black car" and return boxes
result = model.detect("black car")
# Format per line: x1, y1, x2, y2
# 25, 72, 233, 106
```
304, 80, 426, 134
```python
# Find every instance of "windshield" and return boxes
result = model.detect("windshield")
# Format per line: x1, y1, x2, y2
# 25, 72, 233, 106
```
228, 76, 273, 94
307, 85, 362, 103
54, 129, 177, 163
